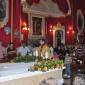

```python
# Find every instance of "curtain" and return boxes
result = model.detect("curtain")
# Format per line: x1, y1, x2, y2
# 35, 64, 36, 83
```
26, 0, 34, 5
26, 0, 40, 5
13, 0, 21, 47
26, 0, 69, 14
34, 0, 40, 3
52, 0, 69, 14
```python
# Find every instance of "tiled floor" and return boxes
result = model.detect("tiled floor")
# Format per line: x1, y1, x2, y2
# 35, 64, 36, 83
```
63, 69, 85, 85
63, 78, 72, 85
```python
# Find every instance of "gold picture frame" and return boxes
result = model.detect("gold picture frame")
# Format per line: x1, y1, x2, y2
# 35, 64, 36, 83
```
77, 9, 84, 34
0, 0, 9, 27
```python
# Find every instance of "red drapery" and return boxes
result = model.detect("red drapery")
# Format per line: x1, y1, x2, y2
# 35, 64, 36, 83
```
13, 0, 21, 47
21, 6, 28, 44
52, 0, 69, 14
34, 0, 40, 3
26, 0, 33, 5
0, 0, 21, 47
0, 0, 11, 47
26, 0, 40, 5
26, 0, 69, 14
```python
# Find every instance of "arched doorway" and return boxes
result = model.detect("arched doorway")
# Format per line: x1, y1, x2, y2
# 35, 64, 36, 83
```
53, 23, 65, 47
55, 30, 63, 46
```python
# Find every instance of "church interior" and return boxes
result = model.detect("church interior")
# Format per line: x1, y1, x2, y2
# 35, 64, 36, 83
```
0, 0, 85, 85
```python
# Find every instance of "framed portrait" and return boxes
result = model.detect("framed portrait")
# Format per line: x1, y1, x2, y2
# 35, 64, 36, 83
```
0, 0, 9, 27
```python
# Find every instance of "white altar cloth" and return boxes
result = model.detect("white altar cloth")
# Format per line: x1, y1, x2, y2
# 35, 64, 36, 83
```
0, 62, 63, 85
0, 62, 34, 77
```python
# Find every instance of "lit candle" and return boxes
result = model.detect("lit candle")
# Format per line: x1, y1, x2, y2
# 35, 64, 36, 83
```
35, 50, 38, 57
45, 51, 48, 59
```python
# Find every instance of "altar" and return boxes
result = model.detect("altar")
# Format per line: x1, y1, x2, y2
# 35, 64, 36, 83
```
0, 62, 64, 85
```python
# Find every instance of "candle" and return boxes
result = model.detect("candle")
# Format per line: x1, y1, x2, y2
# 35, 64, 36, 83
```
45, 51, 48, 59
21, 34, 23, 40
35, 50, 38, 57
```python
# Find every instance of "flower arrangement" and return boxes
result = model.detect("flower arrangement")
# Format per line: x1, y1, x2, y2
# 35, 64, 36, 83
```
30, 59, 64, 72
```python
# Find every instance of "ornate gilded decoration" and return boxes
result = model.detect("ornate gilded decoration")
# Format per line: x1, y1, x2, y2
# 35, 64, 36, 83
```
77, 9, 84, 34
53, 23, 65, 47
0, 0, 9, 27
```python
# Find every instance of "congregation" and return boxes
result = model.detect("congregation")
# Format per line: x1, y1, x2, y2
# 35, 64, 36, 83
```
0, 38, 85, 79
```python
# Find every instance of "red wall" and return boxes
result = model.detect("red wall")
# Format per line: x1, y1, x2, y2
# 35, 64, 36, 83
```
46, 16, 73, 45
0, 0, 28, 47
71, 0, 85, 43
0, 0, 85, 47
13, 0, 21, 47
0, 0, 12, 47
21, 6, 28, 44
46, 0, 85, 45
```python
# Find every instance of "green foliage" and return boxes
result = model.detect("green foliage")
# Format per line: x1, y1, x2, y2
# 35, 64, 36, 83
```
13, 55, 36, 62
31, 59, 64, 71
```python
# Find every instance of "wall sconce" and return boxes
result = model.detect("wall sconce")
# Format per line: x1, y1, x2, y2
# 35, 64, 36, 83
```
21, 25, 30, 31
49, 25, 56, 32
72, 30, 74, 34
21, 25, 27, 30
21, 21, 29, 31
67, 29, 74, 35
49, 29, 52, 32
67, 31, 69, 34
49, 25, 53, 28
69, 26, 73, 30
67, 26, 75, 35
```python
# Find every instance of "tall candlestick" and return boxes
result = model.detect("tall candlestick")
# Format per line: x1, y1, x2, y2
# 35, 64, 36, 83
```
45, 51, 48, 59
35, 50, 38, 57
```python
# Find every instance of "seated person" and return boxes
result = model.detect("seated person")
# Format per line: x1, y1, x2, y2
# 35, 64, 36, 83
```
17, 42, 30, 56
7, 43, 16, 61
0, 41, 6, 60
48, 43, 54, 58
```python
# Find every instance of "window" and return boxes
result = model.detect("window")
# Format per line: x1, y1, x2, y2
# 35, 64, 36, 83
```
32, 17, 42, 35
28, 14, 45, 39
